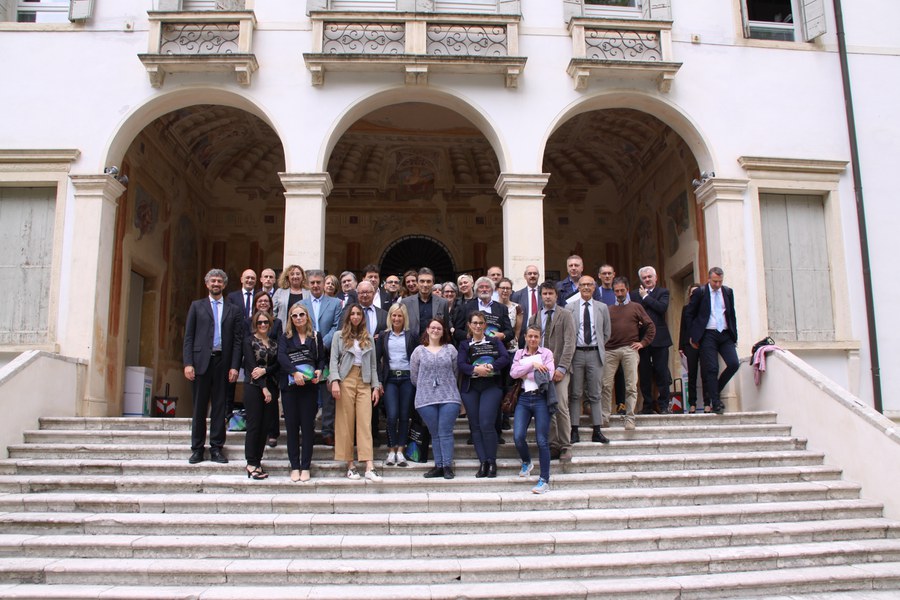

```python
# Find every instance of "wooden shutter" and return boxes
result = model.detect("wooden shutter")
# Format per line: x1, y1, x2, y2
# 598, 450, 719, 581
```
738, 0, 752, 38
68, 0, 93, 20
800, 0, 826, 40
434, 0, 497, 13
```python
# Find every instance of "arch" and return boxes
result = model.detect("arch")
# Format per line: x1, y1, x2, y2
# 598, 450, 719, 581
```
539, 91, 716, 175
318, 85, 510, 176
103, 87, 287, 172
379, 235, 457, 283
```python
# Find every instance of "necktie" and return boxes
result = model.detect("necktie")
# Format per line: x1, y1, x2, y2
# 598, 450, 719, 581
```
583, 302, 592, 345
714, 290, 725, 332
366, 307, 375, 336
530, 288, 538, 316
212, 300, 221, 349
543, 309, 553, 345
245, 291, 252, 318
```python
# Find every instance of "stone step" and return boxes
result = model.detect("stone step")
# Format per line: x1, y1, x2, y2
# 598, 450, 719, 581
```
36, 411, 781, 431
0, 449, 829, 477
1, 518, 895, 560
0, 465, 845, 495
0, 480, 864, 517
1, 562, 899, 600
1, 539, 899, 586
5, 436, 809, 461
0, 498, 883, 536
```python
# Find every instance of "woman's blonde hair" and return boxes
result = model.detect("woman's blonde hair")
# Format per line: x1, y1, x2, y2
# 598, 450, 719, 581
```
386, 303, 409, 332
278, 265, 307, 290
284, 301, 313, 339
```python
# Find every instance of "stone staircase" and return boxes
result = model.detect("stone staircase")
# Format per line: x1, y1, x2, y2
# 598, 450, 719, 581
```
0, 412, 898, 599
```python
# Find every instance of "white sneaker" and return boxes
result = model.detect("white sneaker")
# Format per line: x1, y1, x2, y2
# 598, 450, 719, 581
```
346, 467, 361, 480
365, 469, 383, 482
395, 450, 408, 467
385, 451, 396, 466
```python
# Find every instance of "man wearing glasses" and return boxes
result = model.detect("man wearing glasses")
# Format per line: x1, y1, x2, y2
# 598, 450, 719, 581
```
383, 275, 402, 303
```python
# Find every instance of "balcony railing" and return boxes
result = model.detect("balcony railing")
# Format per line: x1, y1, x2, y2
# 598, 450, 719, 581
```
138, 10, 258, 87
304, 12, 526, 87
567, 18, 681, 92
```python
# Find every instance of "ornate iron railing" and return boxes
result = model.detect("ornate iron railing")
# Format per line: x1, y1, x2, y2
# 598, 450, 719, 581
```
426, 24, 508, 56
322, 22, 405, 54
584, 28, 662, 61
159, 22, 241, 54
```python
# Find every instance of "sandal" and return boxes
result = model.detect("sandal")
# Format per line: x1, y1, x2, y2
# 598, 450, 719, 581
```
688, 406, 696, 414
247, 466, 268, 480
704, 405, 712, 413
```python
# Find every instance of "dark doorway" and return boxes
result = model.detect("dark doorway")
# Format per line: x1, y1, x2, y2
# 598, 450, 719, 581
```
380, 235, 455, 282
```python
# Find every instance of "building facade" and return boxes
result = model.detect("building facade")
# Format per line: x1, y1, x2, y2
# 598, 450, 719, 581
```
1, 0, 897, 419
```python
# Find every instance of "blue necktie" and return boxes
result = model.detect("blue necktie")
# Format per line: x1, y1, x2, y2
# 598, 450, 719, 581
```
212, 300, 221, 349
714, 290, 725, 332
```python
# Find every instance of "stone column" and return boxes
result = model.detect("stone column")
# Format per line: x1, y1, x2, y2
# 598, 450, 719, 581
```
66, 174, 126, 416
694, 177, 751, 409
495, 173, 549, 288
280, 173, 332, 269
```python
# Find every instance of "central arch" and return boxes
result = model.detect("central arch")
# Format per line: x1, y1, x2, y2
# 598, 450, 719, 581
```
380, 236, 456, 283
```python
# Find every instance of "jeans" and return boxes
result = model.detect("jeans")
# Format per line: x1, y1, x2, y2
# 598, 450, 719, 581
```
282, 383, 319, 470
383, 374, 414, 448
417, 402, 460, 468
514, 391, 551, 482
461, 382, 503, 462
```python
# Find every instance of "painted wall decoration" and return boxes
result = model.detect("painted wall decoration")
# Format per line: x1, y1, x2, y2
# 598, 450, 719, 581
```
133, 185, 159, 240
665, 191, 689, 255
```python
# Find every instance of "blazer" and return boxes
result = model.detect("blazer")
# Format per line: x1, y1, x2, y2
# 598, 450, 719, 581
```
342, 303, 387, 339
272, 287, 305, 324
226, 288, 256, 321
301, 293, 342, 350
182, 297, 243, 375
239, 333, 279, 388
400, 294, 449, 336
452, 298, 514, 346
527, 306, 576, 374
372, 288, 393, 310
565, 297, 612, 366
327, 334, 380, 388
277, 330, 326, 391
511, 285, 541, 346
377, 329, 419, 384
556, 277, 580, 306
457, 337, 510, 393
629, 287, 673, 348
686, 284, 738, 345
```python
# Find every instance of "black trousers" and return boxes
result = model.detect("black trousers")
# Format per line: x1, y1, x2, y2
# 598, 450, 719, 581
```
190, 353, 228, 452
282, 383, 319, 470
265, 387, 281, 439
699, 330, 740, 406
681, 345, 707, 408
243, 382, 278, 467
639, 345, 672, 411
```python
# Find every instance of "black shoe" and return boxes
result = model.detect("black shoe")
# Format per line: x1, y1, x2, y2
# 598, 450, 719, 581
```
559, 447, 572, 463
475, 461, 488, 478
443, 467, 455, 479
591, 426, 610, 444
497, 435, 506, 445
486, 460, 497, 478
266, 437, 278, 448
570, 427, 580, 443
550, 448, 561, 460
188, 450, 204, 464
423, 466, 445, 478
466, 436, 474, 445
210, 450, 229, 464
501, 415, 512, 431
713, 403, 725, 415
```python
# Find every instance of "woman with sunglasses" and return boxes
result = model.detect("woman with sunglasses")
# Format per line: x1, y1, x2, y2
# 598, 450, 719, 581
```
457, 310, 510, 478
277, 302, 325, 482
241, 310, 279, 480
248, 291, 283, 448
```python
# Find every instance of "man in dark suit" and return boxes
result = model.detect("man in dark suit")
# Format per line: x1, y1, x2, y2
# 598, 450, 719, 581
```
226, 268, 257, 321
259, 268, 277, 297
528, 281, 576, 461
301, 269, 343, 445
556, 255, 584, 306
452, 276, 513, 346
401, 267, 449, 337
183, 268, 242, 464
337, 271, 358, 308
685, 266, 738, 414
362, 263, 393, 310
630, 266, 673, 414
511, 264, 541, 347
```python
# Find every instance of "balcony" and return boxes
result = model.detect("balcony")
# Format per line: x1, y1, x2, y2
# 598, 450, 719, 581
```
138, 10, 258, 87
303, 12, 526, 88
566, 18, 681, 92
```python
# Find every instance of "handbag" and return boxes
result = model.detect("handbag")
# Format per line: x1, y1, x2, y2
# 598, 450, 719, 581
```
227, 409, 247, 432
405, 412, 431, 463
501, 379, 523, 416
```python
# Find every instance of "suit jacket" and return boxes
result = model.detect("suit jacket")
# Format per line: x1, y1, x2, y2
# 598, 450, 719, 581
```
452, 298, 514, 346
342, 303, 387, 339
566, 297, 611, 366
511, 285, 541, 346
277, 330, 326, 391
527, 306, 576, 374
400, 294, 449, 337
629, 287, 672, 348
272, 287, 305, 324
182, 297, 243, 375
377, 329, 419, 385
226, 288, 256, 321
556, 277, 580, 306
301, 294, 342, 350
336, 290, 358, 308
372, 288, 393, 310
685, 284, 738, 345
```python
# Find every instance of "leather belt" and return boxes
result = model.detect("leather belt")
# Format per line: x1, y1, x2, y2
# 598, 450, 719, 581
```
390, 370, 411, 377
576, 346, 598, 351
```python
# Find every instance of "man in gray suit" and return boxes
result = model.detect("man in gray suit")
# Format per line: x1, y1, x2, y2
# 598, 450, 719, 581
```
566, 275, 611, 444
528, 281, 576, 461
400, 267, 449, 337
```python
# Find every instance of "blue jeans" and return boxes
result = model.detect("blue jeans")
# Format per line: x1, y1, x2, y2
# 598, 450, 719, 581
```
461, 383, 503, 462
383, 374, 414, 448
514, 391, 551, 482
416, 402, 460, 468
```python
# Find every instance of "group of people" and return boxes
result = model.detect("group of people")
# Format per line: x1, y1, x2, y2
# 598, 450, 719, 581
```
183, 258, 739, 495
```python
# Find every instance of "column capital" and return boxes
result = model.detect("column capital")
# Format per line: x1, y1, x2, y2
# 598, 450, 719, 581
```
69, 174, 127, 204
494, 172, 550, 200
694, 177, 749, 208
279, 172, 333, 197
280, 173, 331, 270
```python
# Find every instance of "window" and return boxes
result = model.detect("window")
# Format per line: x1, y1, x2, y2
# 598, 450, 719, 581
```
759, 193, 834, 342
740, 0, 825, 42
16, 0, 68, 23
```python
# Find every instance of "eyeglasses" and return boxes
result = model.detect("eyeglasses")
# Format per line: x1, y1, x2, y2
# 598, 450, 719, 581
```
257, 320, 270, 325
385, 280, 400, 285
427, 326, 443, 332
291, 313, 307, 319
470, 321, 485, 327
498, 287, 512, 292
